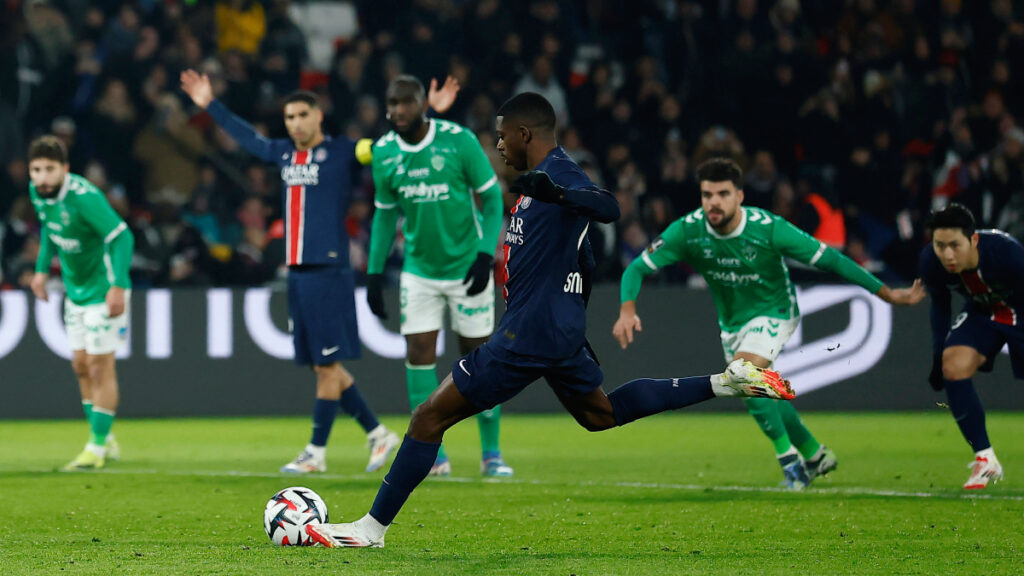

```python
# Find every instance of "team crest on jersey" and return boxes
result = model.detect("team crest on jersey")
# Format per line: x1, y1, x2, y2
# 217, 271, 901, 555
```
743, 246, 758, 261
314, 148, 328, 162
519, 196, 532, 210
703, 248, 714, 259
431, 155, 445, 171
281, 153, 289, 161
60, 209, 71, 225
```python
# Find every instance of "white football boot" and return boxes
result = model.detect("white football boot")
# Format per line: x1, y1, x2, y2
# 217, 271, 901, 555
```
720, 360, 795, 400
306, 520, 385, 548
366, 429, 400, 473
280, 449, 326, 474
963, 456, 1004, 490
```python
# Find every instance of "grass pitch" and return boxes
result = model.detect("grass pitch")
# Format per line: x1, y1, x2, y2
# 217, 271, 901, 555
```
0, 412, 1021, 575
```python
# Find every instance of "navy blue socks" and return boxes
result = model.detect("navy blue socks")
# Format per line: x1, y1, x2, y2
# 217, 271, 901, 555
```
340, 383, 381, 433
607, 376, 714, 427
369, 435, 440, 526
943, 378, 991, 451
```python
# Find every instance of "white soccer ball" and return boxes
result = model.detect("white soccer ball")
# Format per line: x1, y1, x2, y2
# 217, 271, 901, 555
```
263, 486, 329, 546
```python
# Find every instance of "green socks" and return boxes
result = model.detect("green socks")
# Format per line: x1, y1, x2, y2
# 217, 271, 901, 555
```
744, 397, 821, 459
89, 408, 115, 447
82, 400, 93, 421
477, 406, 501, 455
406, 363, 446, 461
776, 400, 821, 459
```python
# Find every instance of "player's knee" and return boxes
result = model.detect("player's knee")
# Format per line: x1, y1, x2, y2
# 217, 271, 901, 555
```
408, 402, 446, 441
71, 357, 89, 378
942, 349, 979, 380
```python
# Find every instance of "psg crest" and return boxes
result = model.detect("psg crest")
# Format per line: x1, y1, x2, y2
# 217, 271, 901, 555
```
519, 196, 532, 209
314, 148, 328, 162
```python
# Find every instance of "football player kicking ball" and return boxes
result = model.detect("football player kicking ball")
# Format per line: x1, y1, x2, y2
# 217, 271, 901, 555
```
367, 75, 511, 478
306, 93, 794, 549
921, 203, 1024, 489
614, 158, 926, 489
28, 136, 134, 470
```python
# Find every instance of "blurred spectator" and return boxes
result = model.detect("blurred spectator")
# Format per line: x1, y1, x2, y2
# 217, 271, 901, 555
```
133, 93, 205, 206
215, 0, 266, 56
5, 0, 1024, 288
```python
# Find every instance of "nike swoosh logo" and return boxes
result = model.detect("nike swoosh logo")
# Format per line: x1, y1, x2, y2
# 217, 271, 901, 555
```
459, 359, 472, 376
321, 346, 340, 356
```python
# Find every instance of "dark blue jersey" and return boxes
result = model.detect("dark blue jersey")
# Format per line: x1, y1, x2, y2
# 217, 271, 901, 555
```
207, 100, 356, 267
920, 229, 1024, 355
491, 147, 619, 359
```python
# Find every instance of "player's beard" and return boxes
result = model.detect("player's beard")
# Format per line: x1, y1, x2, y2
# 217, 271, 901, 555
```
34, 183, 59, 198
396, 114, 426, 140
709, 208, 737, 231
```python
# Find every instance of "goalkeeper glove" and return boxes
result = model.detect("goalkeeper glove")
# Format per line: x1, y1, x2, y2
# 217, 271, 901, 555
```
463, 252, 494, 296
366, 274, 387, 319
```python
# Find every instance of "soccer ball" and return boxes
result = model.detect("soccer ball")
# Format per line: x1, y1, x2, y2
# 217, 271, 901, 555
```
263, 486, 329, 546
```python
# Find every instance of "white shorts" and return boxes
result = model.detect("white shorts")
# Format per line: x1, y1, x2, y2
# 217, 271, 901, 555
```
65, 292, 130, 355
400, 272, 494, 338
720, 315, 800, 365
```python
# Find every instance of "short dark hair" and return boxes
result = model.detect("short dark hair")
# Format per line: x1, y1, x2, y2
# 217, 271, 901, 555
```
496, 92, 556, 134
283, 90, 319, 108
27, 135, 68, 164
389, 74, 425, 98
695, 158, 743, 188
926, 202, 976, 237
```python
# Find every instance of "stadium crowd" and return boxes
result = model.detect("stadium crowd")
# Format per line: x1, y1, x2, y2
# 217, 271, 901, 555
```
3, 0, 1024, 290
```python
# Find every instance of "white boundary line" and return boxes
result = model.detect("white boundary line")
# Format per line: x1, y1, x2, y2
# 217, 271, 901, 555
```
15, 467, 1021, 501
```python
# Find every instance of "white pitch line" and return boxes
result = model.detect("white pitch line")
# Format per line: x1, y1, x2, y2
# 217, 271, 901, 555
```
15, 467, 1023, 501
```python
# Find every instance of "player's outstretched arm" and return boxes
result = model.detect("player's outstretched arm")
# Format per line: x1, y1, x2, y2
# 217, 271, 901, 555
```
613, 301, 643, 350
876, 279, 927, 306
427, 76, 461, 115
181, 68, 277, 162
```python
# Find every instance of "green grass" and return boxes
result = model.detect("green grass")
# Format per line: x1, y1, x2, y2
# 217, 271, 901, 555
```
1, 413, 1022, 575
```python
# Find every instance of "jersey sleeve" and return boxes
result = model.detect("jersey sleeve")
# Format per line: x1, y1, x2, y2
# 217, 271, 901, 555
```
771, 217, 884, 293
206, 100, 284, 163
461, 131, 502, 255
620, 219, 689, 303
370, 141, 399, 209
35, 229, 55, 274
367, 142, 400, 275
76, 188, 133, 288
548, 163, 620, 223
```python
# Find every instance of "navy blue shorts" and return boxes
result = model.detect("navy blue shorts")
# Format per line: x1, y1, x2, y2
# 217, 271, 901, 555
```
288, 266, 360, 366
451, 341, 604, 410
945, 310, 1024, 379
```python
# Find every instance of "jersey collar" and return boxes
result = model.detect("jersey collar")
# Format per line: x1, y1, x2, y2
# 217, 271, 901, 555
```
395, 119, 436, 153
705, 207, 747, 239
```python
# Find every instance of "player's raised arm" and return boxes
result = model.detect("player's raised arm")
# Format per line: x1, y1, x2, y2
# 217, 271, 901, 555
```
180, 69, 277, 162
770, 216, 924, 306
